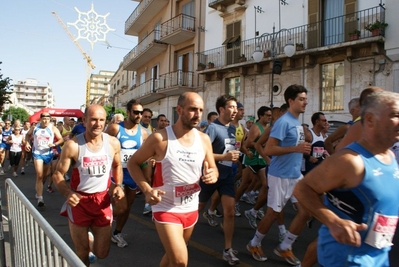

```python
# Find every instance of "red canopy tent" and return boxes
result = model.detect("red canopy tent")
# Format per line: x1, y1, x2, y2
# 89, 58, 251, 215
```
29, 108, 84, 123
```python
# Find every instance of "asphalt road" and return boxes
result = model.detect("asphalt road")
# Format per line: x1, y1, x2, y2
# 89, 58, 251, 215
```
1, 163, 399, 267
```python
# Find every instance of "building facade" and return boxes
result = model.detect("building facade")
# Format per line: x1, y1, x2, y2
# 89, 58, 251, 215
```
119, 0, 206, 123
200, 0, 399, 128
109, 62, 135, 109
13, 78, 55, 113
89, 70, 115, 105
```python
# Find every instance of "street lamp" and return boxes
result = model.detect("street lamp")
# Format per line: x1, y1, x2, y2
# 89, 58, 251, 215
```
252, 24, 295, 114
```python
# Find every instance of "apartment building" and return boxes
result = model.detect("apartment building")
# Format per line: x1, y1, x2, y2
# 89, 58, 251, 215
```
13, 78, 55, 113
89, 70, 115, 105
120, 0, 206, 123
200, 0, 399, 127
109, 62, 135, 109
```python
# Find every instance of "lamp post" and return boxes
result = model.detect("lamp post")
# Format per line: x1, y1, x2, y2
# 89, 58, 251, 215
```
252, 24, 295, 117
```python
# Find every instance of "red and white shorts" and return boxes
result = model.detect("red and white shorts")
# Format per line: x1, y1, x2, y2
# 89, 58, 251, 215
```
153, 211, 198, 229
60, 190, 113, 227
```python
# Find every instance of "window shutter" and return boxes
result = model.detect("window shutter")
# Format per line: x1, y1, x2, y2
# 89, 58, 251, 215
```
307, 0, 320, 49
344, 0, 357, 41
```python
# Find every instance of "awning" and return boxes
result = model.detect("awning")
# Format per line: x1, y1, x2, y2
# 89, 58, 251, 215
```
222, 35, 240, 45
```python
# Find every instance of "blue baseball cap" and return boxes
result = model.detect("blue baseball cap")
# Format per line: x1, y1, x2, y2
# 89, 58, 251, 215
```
237, 102, 244, 108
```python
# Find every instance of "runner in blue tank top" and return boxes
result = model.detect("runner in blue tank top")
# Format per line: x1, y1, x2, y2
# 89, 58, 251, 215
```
106, 99, 149, 248
295, 91, 399, 267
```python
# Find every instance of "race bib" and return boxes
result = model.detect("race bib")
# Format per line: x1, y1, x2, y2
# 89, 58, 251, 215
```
312, 147, 324, 158
37, 136, 50, 147
173, 183, 201, 206
120, 149, 137, 168
365, 212, 398, 249
296, 126, 305, 145
82, 155, 108, 177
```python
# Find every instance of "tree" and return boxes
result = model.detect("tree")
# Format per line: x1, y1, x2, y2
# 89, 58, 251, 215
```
0, 62, 13, 112
2, 107, 29, 123
104, 104, 126, 119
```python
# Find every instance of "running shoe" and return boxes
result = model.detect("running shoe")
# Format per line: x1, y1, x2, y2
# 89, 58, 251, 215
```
244, 210, 257, 229
12, 172, 17, 177
37, 197, 44, 207
143, 203, 152, 215
222, 248, 240, 265
202, 211, 218, 227
240, 194, 256, 205
274, 246, 301, 265
21, 167, 25, 175
257, 209, 265, 220
246, 242, 267, 262
214, 208, 223, 218
47, 185, 54, 193
111, 233, 128, 248
88, 252, 97, 263
0, 169, 4, 175
234, 203, 241, 217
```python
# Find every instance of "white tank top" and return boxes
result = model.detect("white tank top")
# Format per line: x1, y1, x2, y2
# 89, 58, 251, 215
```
33, 125, 54, 155
71, 133, 113, 194
10, 134, 23, 152
152, 126, 205, 213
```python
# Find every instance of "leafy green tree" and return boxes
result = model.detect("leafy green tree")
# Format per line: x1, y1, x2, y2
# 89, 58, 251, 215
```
104, 104, 126, 119
0, 62, 13, 112
2, 107, 29, 123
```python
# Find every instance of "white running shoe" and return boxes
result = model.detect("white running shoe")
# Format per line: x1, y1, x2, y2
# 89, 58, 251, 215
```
223, 248, 240, 265
12, 172, 17, 177
111, 233, 128, 248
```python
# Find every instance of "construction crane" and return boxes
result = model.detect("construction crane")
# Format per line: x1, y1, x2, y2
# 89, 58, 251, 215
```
52, 11, 96, 106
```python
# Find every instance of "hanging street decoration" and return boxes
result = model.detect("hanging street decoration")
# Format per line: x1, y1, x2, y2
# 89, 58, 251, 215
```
68, 3, 115, 50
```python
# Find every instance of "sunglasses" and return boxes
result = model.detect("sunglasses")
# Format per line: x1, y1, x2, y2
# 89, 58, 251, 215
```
41, 115, 51, 118
131, 110, 143, 115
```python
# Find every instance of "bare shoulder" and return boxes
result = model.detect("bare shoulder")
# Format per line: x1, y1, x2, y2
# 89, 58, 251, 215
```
107, 134, 120, 148
198, 130, 211, 143
106, 123, 119, 136
62, 138, 79, 157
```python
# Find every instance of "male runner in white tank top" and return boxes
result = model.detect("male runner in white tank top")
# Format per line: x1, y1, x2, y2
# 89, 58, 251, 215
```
128, 92, 218, 267
52, 104, 125, 265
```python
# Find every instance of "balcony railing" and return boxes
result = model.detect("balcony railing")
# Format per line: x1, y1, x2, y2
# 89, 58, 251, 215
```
120, 70, 194, 104
197, 6, 385, 68
160, 14, 196, 45
125, 0, 169, 36
208, 0, 245, 10
157, 70, 194, 90
123, 30, 167, 70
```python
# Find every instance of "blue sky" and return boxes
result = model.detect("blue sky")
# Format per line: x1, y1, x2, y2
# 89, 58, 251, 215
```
0, 0, 138, 109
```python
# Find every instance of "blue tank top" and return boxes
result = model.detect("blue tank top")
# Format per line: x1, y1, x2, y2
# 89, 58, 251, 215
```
318, 142, 399, 267
116, 122, 143, 169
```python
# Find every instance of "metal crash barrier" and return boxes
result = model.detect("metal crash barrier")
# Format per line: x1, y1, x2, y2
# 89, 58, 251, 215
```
5, 179, 85, 267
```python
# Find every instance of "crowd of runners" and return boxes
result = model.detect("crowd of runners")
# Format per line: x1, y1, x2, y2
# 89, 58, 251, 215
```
2, 84, 399, 267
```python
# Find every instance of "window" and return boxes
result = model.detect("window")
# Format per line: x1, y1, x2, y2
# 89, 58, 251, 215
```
226, 77, 241, 100
321, 62, 344, 111
224, 21, 241, 65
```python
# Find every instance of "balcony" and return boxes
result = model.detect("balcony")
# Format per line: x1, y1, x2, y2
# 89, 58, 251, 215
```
156, 70, 194, 96
197, 6, 386, 74
125, 0, 169, 36
120, 70, 194, 105
208, 0, 245, 12
160, 14, 196, 45
123, 30, 168, 71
